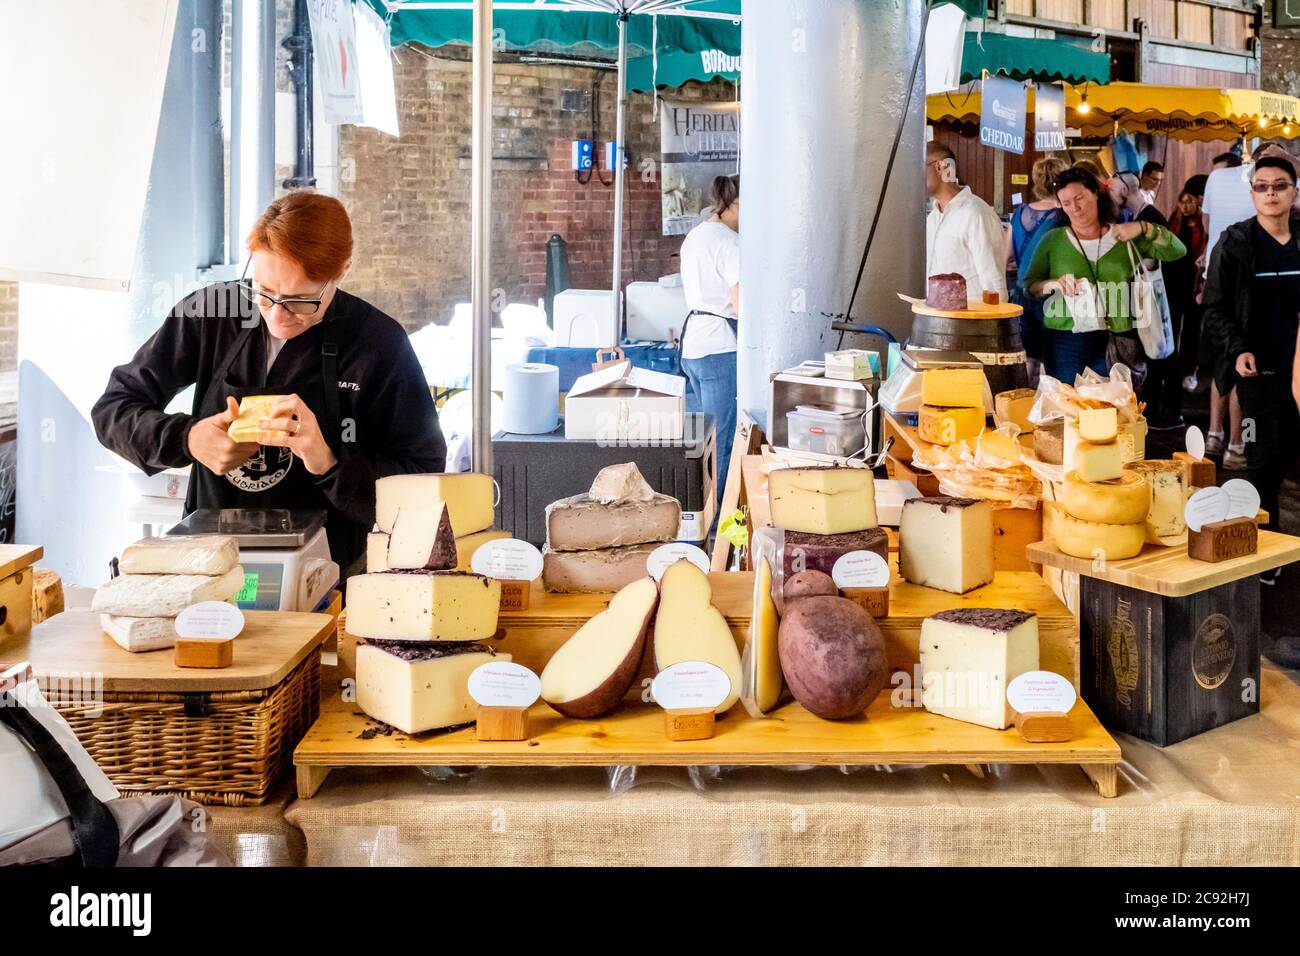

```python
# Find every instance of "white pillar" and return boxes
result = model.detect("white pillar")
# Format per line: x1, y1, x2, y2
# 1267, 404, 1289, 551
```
738, 0, 927, 429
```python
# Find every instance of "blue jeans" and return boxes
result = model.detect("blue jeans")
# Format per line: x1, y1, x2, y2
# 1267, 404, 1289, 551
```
1042, 328, 1110, 383
681, 350, 737, 513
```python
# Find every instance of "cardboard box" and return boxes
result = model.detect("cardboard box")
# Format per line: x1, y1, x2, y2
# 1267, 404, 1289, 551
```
564, 360, 686, 443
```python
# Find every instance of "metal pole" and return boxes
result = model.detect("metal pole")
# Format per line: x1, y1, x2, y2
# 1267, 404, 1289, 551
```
471, 0, 494, 474
229, 0, 276, 264
611, 13, 629, 340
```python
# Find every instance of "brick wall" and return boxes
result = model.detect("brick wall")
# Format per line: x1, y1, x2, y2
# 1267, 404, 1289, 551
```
337, 48, 736, 331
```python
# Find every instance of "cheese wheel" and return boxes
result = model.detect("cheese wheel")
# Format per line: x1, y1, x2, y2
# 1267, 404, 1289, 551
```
1046, 503, 1146, 561
918, 404, 984, 445
1061, 471, 1150, 525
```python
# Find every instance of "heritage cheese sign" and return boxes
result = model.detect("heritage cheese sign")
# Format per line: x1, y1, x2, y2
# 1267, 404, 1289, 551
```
661, 100, 741, 236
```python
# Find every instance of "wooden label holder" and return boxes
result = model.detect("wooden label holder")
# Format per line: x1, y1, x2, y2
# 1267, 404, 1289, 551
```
1014, 711, 1074, 743
476, 705, 530, 741
498, 579, 532, 612
1188, 517, 1258, 564
842, 586, 890, 618
174, 638, 234, 669
664, 708, 716, 741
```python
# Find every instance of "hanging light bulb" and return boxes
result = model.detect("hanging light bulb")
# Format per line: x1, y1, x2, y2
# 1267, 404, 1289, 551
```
1286, 125, 1294, 136
1077, 97, 1091, 115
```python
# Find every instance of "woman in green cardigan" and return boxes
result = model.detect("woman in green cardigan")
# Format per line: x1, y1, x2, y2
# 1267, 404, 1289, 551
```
1024, 166, 1187, 382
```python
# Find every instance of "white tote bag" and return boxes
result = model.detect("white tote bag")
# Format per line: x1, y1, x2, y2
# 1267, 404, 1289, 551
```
1127, 240, 1175, 360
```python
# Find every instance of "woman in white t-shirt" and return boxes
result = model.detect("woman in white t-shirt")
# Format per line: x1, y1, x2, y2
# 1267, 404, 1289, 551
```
679, 174, 740, 508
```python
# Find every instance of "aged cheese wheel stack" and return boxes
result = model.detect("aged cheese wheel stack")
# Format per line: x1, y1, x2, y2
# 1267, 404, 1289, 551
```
541, 463, 682, 593
1048, 408, 1151, 561
917, 368, 987, 445
92, 535, 244, 652
349, 475, 508, 734
368, 472, 510, 572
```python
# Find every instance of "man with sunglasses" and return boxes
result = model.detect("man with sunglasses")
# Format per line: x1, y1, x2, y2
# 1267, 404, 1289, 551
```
1204, 156, 1300, 555
92, 192, 446, 576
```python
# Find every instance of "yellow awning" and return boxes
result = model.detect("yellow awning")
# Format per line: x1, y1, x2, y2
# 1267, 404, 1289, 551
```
928, 82, 1300, 142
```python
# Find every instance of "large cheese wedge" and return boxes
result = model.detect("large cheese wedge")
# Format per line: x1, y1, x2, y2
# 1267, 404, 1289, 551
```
741, 557, 783, 717
118, 535, 239, 576
386, 504, 458, 571
922, 368, 985, 408
227, 395, 287, 443
995, 388, 1036, 432
589, 462, 655, 503
920, 609, 1039, 730
545, 493, 681, 552
345, 571, 501, 642
1046, 503, 1145, 561
769, 466, 877, 535
375, 473, 495, 536
899, 497, 994, 595
918, 404, 985, 445
356, 642, 506, 735
540, 577, 657, 718
1060, 471, 1150, 525
653, 561, 742, 714
91, 566, 246, 618
542, 543, 658, 594
1127, 460, 1191, 545
1073, 440, 1123, 482
100, 614, 178, 653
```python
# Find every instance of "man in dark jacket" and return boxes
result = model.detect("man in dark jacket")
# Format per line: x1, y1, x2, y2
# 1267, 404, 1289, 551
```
1203, 156, 1300, 543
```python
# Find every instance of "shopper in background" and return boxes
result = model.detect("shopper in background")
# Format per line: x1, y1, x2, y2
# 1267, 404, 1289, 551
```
1204, 156, 1300, 539
1110, 171, 1170, 229
1140, 161, 1165, 208
1025, 167, 1186, 382
680, 174, 741, 509
1010, 156, 1070, 380
925, 141, 1008, 301
1148, 185, 1209, 429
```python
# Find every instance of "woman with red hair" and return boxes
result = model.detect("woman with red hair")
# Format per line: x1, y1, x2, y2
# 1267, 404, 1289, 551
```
93, 192, 445, 574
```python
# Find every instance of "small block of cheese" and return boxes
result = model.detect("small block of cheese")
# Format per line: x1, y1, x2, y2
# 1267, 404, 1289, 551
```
1046, 503, 1146, 561
899, 497, 994, 595
91, 566, 246, 618
227, 395, 287, 444
118, 535, 239, 576
542, 544, 659, 594
367, 532, 390, 573
921, 368, 986, 409
101, 614, 178, 653
769, 467, 878, 535
995, 389, 1036, 433
589, 462, 655, 504
387, 504, 458, 571
1033, 419, 1065, 465
1074, 441, 1124, 482
454, 529, 512, 572
357, 642, 507, 735
375, 473, 495, 537
920, 609, 1040, 730
546, 493, 681, 552
345, 571, 501, 642
918, 405, 985, 445
1061, 471, 1150, 525
1078, 407, 1119, 444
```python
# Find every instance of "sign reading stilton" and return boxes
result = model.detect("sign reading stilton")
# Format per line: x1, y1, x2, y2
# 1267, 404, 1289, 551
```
1034, 83, 1066, 151
980, 76, 1027, 155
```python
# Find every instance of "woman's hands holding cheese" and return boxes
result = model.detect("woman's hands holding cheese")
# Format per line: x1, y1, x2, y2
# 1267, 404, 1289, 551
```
188, 397, 259, 476
256, 394, 338, 475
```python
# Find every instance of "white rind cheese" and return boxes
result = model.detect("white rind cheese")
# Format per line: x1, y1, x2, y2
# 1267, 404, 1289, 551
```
375, 473, 495, 537
118, 535, 239, 576
345, 572, 501, 642
920, 609, 1040, 730
91, 566, 245, 618
367, 532, 390, 573
100, 614, 179, 653
356, 643, 507, 734
899, 497, 994, 595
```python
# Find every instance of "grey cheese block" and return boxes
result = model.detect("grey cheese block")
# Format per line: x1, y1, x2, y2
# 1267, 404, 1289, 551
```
545, 494, 682, 552
100, 615, 179, 653
542, 544, 660, 594
91, 566, 246, 618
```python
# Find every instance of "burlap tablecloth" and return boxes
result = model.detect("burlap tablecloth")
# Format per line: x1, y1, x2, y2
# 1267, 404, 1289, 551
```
208, 665, 1296, 867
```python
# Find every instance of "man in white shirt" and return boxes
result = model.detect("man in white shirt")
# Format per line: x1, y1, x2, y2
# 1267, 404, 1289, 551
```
925, 142, 1008, 300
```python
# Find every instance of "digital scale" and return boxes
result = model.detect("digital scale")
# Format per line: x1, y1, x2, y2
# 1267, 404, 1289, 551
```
165, 509, 339, 613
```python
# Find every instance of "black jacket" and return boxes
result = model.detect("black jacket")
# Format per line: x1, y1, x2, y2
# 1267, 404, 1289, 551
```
92, 283, 446, 571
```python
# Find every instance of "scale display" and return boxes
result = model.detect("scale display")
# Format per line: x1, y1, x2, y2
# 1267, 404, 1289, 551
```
236, 564, 285, 612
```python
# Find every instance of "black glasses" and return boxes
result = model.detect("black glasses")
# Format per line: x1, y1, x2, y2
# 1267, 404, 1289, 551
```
1251, 180, 1294, 194
237, 262, 331, 316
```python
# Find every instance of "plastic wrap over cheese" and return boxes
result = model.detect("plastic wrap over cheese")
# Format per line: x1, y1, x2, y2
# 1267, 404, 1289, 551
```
118, 535, 240, 576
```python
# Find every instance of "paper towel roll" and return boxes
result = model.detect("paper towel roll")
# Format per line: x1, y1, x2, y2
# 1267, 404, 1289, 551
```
502, 363, 560, 435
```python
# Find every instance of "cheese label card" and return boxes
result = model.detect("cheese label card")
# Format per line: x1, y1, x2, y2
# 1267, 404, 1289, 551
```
175, 601, 245, 641
832, 551, 891, 589
651, 661, 731, 711
1007, 671, 1077, 715
471, 539, 544, 582
468, 661, 541, 709
1184, 425, 1206, 462
1185, 486, 1230, 533
647, 543, 711, 582
1221, 479, 1261, 522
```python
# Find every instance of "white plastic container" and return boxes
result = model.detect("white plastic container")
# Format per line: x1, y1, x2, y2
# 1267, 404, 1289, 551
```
553, 289, 620, 349
785, 404, 866, 458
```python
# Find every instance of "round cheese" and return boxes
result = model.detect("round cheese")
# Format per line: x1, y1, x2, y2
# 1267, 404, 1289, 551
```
918, 404, 984, 445
1060, 471, 1150, 525
1047, 503, 1146, 561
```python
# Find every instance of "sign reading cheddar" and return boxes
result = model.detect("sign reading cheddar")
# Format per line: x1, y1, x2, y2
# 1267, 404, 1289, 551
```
980, 76, 1026, 154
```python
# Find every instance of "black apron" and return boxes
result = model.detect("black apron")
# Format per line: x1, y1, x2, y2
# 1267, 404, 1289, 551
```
678, 309, 739, 373
184, 319, 346, 558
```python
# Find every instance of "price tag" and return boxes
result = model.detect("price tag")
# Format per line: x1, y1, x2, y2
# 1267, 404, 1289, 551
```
471, 539, 543, 582
1185, 486, 1230, 533
650, 662, 731, 711
1221, 479, 1261, 522
647, 544, 711, 581
1007, 671, 1077, 715
467, 661, 541, 708
1184, 425, 1206, 462
175, 601, 245, 641
832, 551, 890, 589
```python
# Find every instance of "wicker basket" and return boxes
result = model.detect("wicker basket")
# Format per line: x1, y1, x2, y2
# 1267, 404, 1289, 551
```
47, 652, 320, 807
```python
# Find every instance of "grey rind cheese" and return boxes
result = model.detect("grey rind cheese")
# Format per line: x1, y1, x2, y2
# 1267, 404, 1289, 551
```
118, 535, 239, 576
91, 566, 246, 618
545, 493, 681, 552
542, 543, 660, 593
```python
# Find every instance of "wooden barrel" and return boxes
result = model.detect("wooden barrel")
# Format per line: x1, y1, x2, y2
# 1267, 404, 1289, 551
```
908, 313, 1029, 396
